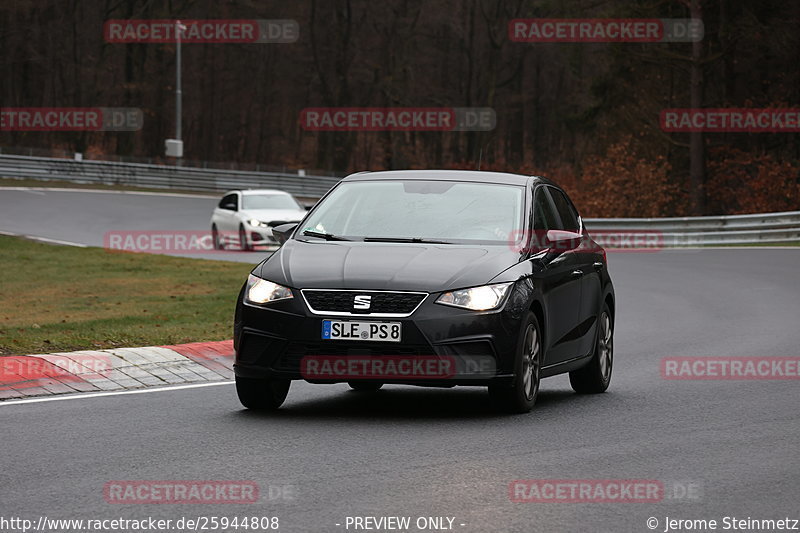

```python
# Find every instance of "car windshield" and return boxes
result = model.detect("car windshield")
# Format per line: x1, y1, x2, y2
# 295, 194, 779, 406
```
300, 179, 524, 243
241, 194, 301, 210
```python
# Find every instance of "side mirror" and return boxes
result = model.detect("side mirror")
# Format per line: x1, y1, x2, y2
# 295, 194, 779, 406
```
222, 202, 237, 211
544, 230, 582, 256
302, 201, 316, 211
272, 223, 298, 245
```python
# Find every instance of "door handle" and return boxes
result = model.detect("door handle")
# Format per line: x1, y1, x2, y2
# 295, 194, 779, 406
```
571, 270, 584, 278
593, 262, 604, 271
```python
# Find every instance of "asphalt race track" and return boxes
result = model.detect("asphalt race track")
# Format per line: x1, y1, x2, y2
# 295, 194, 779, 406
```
0, 188, 270, 263
2, 187, 799, 532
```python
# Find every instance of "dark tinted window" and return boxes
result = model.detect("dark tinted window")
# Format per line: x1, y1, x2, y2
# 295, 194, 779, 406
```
533, 187, 559, 230
548, 187, 580, 231
219, 194, 238, 209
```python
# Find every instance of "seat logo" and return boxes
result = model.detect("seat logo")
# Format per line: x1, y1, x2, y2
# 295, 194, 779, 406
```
353, 295, 372, 310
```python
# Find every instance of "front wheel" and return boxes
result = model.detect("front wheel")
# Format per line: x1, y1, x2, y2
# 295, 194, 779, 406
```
239, 224, 252, 251
569, 305, 613, 394
236, 376, 290, 410
488, 311, 541, 413
211, 224, 224, 250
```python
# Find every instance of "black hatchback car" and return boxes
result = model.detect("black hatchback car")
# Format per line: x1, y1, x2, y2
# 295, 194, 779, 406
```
233, 170, 614, 413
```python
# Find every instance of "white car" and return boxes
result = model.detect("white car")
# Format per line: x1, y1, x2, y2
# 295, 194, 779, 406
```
210, 189, 308, 250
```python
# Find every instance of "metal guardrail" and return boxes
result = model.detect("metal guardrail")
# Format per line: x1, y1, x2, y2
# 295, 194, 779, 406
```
584, 211, 800, 246
0, 145, 341, 176
1, 154, 797, 246
0, 154, 341, 199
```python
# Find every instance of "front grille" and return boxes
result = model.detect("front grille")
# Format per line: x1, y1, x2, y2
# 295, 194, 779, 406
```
301, 290, 427, 316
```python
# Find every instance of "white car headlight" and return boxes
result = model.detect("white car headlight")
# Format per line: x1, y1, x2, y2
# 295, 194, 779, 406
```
248, 219, 267, 228
245, 274, 293, 304
436, 282, 513, 311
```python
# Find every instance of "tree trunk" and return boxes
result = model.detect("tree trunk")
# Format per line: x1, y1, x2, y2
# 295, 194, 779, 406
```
689, 0, 705, 215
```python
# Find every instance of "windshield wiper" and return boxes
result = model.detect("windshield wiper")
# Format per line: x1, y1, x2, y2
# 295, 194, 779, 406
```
301, 230, 350, 241
362, 236, 452, 244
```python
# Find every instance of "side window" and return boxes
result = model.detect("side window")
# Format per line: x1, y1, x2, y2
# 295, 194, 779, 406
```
533, 187, 559, 230
548, 187, 580, 232
219, 193, 238, 210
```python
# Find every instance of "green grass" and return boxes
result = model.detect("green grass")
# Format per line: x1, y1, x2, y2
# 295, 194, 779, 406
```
0, 236, 253, 356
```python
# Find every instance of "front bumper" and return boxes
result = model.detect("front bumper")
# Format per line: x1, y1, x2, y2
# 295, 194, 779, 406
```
234, 288, 526, 386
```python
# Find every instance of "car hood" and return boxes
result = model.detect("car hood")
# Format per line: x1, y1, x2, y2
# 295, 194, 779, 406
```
239, 209, 307, 223
255, 239, 522, 292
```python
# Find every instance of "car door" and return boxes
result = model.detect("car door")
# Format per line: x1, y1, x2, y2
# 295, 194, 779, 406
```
532, 186, 583, 366
548, 186, 602, 358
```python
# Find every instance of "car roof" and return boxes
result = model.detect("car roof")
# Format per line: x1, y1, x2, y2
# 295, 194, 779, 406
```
224, 189, 292, 196
341, 169, 553, 187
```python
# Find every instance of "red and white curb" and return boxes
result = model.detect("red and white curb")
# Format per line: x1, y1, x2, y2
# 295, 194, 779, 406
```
0, 340, 234, 400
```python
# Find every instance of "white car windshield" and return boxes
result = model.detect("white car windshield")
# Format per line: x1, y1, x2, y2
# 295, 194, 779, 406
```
301, 180, 524, 243
241, 194, 301, 210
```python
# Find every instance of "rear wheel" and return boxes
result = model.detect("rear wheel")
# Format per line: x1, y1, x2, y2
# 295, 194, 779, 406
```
239, 224, 252, 251
569, 305, 613, 393
488, 312, 541, 413
236, 376, 290, 410
348, 381, 383, 392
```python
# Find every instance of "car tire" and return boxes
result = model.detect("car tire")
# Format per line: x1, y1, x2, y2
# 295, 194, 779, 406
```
347, 381, 383, 392
488, 311, 541, 414
235, 376, 290, 410
211, 224, 224, 250
569, 304, 613, 394
239, 224, 252, 251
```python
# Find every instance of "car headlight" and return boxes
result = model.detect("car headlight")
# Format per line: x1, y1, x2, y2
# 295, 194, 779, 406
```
248, 219, 268, 228
245, 274, 293, 304
436, 282, 513, 311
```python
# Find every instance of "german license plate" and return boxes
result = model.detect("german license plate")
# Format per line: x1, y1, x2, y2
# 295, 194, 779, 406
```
321, 320, 402, 342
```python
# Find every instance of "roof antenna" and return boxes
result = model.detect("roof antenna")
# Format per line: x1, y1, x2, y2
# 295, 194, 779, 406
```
477, 147, 483, 171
